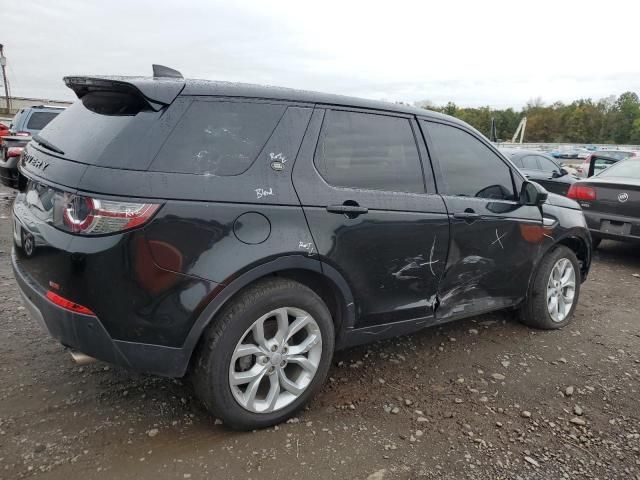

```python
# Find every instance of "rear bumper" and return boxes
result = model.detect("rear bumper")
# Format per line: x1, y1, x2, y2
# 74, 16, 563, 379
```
12, 248, 191, 377
0, 155, 19, 188
583, 210, 640, 243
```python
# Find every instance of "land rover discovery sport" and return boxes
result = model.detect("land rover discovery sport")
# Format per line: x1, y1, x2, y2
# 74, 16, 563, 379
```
12, 65, 591, 429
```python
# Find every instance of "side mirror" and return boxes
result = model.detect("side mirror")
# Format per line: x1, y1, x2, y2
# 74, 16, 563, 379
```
521, 180, 548, 207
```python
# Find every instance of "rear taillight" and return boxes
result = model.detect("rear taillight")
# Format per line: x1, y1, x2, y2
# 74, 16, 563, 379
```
14, 131, 30, 137
7, 147, 23, 158
567, 185, 596, 201
62, 194, 160, 235
46, 290, 95, 315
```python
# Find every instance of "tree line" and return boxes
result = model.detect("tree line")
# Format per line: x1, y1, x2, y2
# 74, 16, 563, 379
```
418, 92, 640, 145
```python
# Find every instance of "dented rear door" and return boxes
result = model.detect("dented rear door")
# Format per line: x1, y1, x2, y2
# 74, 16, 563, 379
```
293, 109, 449, 328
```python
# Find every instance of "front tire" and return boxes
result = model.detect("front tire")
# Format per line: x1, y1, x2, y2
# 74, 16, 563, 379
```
192, 278, 335, 430
519, 245, 581, 329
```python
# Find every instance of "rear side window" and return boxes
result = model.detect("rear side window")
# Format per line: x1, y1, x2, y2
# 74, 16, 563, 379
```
509, 156, 523, 168
521, 155, 540, 170
26, 111, 60, 130
152, 100, 286, 176
315, 110, 424, 193
424, 121, 515, 200
538, 156, 559, 172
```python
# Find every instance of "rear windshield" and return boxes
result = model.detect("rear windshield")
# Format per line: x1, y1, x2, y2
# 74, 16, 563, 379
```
36, 92, 166, 169
150, 100, 286, 176
26, 111, 60, 130
598, 160, 640, 179
37, 95, 285, 175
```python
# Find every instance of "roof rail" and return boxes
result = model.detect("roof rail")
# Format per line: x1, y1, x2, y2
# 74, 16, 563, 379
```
152, 64, 183, 80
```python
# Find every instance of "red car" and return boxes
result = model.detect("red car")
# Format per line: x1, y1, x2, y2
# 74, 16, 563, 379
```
0, 123, 10, 141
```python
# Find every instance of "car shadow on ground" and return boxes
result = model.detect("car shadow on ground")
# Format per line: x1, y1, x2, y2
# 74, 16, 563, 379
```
593, 240, 640, 268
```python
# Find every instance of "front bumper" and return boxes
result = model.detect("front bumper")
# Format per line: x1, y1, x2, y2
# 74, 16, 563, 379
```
12, 248, 190, 377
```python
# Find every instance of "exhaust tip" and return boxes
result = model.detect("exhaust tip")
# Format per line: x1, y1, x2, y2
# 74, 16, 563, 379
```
69, 350, 97, 365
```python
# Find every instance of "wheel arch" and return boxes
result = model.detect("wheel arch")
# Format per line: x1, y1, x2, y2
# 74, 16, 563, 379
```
555, 233, 591, 281
521, 231, 591, 309
179, 255, 355, 376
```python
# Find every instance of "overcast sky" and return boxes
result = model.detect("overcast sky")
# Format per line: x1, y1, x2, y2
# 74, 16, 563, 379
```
2, 0, 638, 108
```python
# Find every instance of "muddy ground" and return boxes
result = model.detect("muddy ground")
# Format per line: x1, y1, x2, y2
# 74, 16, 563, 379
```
0, 184, 639, 479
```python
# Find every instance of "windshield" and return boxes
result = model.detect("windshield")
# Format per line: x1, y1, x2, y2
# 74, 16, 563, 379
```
597, 160, 640, 179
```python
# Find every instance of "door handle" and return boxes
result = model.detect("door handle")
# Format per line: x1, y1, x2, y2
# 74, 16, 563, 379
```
453, 212, 480, 220
326, 203, 368, 217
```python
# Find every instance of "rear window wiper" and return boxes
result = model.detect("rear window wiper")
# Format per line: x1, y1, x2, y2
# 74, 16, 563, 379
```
33, 134, 65, 155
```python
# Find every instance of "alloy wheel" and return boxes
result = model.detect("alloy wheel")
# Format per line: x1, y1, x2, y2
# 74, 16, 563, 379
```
228, 307, 322, 413
546, 258, 576, 322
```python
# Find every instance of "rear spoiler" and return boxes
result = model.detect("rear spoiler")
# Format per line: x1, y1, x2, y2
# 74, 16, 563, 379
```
63, 64, 185, 111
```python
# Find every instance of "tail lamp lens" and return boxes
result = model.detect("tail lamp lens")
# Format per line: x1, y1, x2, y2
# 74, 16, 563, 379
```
567, 185, 596, 201
7, 147, 23, 158
62, 194, 160, 235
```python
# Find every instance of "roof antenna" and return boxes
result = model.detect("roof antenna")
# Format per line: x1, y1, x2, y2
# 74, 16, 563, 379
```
152, 64, 183, 79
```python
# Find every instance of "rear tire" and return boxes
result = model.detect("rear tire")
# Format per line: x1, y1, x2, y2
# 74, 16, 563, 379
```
519, 245, 581, 330
192, 278, 334, 430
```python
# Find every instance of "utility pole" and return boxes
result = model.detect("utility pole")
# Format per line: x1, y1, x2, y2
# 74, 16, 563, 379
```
0, 44, 10, 112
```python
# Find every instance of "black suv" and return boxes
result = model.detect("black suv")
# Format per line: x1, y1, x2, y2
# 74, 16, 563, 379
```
12, 66, 591, 430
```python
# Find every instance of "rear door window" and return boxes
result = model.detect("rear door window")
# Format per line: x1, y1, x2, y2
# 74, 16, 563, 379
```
509, 156, 524, 168
314, 110, 424, 193
537, 156, 559, 173
152, 100, 286, 176
26, 111, 60, 130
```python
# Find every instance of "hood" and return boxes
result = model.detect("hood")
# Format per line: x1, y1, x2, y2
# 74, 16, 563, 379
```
544, 192, 581, 210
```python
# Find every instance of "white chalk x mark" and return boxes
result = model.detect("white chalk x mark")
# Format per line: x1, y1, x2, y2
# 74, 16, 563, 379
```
491, 229, 507, 249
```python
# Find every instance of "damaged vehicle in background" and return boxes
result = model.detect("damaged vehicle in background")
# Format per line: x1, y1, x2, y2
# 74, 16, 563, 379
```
575, 150, 639, 178
569, 159, 640, 248
12, 66, 592, 430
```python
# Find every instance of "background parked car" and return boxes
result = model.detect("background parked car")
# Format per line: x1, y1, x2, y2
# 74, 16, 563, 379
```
9, 105, 65, 136
0, 105, 66, 188
501, 148, 577, 196
568, 159, 640, 248
550, 146, 579, 159
575, 150, 639, 178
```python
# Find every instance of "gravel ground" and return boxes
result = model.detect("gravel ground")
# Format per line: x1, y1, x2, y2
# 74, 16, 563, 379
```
0, 184, 639, 479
